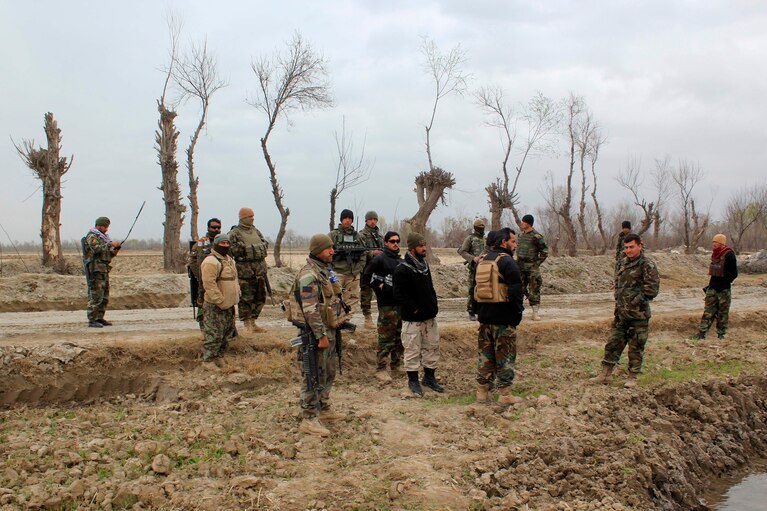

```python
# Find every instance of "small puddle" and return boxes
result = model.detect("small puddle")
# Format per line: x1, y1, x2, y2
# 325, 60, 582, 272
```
706, 460, 767, 511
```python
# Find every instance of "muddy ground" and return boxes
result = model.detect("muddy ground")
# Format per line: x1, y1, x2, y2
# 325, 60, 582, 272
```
1, 251, 767, 510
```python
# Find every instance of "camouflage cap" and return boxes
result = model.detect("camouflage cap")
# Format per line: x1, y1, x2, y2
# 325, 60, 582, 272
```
365, 210, 378, 221
95, 217, 110, 227
473, 218, 485, 229
213, 233, 230, 245
310, 234, 334, 256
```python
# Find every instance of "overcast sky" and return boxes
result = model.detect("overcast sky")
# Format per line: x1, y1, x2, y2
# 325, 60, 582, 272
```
2, 1, 765, 244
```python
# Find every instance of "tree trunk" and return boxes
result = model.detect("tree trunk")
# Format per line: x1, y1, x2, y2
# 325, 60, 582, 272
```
261, 137, 289, 267
577, 152, 593, 254
486, 181, 506, 231
40, 113, 67, 273
156, 101, 186, 273
329, 188, 337, 232
559, 137, 578, 256
186, 101, 207, 242
408, 168, 455, 235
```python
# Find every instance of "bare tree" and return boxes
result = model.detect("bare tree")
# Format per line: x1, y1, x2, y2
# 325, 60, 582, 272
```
556, 93, 583, 256
671, 159, 709, 254
249, 31, 333, 267
407, 37, 467, 235
328, 117, 373, 231
650, 156, 673, 248
587, 126, 609, 253
13, 112, 73, 273
155, 16, 186, 272
475, 88, 559, 229
540, 171, 565, 256
725, 184, 766, 254
575, 110, 596, 253
174, 37, 227, 241
617, 156, 657, 236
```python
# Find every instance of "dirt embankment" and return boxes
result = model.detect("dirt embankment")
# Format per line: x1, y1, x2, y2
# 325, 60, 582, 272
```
2, 251, 759, 313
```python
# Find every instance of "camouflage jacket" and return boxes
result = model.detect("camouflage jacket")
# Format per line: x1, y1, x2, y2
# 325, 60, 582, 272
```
358, 225, 384, 264
614, 253, 660, 320
516, 229, 549, 266
459, 231, 486, 266
227, 223, 268, 279
83, 232, 116, 274
329, 224, 366, 275
294, 257, 343, 339
188, 231, 216, 280
615, 231, 627, 262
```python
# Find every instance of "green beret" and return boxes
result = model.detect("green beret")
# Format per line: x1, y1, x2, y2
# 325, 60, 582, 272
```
407, 232, 426, 248
310, 234, 334, 256
95, 217, 111, 227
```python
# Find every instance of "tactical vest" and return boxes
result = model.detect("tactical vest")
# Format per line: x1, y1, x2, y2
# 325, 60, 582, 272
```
283, 265, 348, 329
708, 249, 731, 277
81, 233, 111, 274
474, 253, 510, 303
230, 225, 267, 262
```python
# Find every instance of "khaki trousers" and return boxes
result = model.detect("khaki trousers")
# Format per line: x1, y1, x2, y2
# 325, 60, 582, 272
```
401, 318, 440, 371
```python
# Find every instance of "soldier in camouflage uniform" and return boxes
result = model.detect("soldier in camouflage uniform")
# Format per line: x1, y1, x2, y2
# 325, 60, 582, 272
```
188, 218, 222, 327
692, 234, 738, 340
473, 229, 525, 404
329, 209, 366, 313
592, 233, 660, 389
358, 211, 384, 329
362, 231, 404, 382
200, 233, 240, 362
82, 217, 122, 328
227, 208, 269, 333
293, 234, 348, 437
516, 214, 548, 321
459, 219, 486, 321
615, 221, 631, 272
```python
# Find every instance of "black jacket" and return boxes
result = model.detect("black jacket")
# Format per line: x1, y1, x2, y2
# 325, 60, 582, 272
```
708, 249, 738, 291
475, 250, 524, 326
392, 252, 438, 322
362, 248, 402, 307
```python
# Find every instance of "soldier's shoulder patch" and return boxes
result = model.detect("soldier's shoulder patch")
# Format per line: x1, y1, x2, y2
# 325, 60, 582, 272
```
534, 233, 543, 239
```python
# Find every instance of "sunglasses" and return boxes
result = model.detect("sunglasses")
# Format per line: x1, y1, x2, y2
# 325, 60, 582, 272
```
387, 239, 400, 244
209, 225, 222, 230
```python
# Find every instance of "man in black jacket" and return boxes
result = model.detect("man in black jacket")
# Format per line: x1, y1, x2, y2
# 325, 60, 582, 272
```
363, 231, 404, 382
392, 232, 441, 396
473, 229, 525, 404
692, 233, 738, 340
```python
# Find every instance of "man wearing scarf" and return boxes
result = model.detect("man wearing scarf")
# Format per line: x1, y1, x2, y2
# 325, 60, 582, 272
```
363, 231, 404, 382
200, 233, 240, 362
83, 217, 121, 328
228, 207, 269, 334
692, 234, 738, 340
392, 232, 442, 396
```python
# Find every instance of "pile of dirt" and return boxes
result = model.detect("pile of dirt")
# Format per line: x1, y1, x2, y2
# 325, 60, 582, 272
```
740, 250, 767, 274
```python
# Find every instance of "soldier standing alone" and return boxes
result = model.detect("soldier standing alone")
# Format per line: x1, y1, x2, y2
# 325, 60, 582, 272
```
82, 217, 121, 328
516, 214, 548, 321
228, 208, 269, 333
358, 210, 384, 329
692, 233, 738, 340
459, 218, 486, 321
591, 233, 660, 388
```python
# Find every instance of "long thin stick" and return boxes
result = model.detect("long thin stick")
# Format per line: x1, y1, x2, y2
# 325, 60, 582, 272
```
120, 201, 147, 245
0, 222, 29, 272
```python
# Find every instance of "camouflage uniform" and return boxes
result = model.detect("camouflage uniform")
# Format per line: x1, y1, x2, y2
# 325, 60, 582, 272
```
202, 301, 236, 360
516, 228, 549, 306
83, 232, 117, 322
459, 230, 486, 313
200, 251, 240, 360
377, 305, 403, 370
615, 231, 626, 267
227, 223, 269, 322
358, 224, 384, 318
602, 253, 660, 373
329, 225, 366, 309
294, 257, 343, 418
477, 324, 517, 388
697, 246, 738, 338
188, 231, 215, 323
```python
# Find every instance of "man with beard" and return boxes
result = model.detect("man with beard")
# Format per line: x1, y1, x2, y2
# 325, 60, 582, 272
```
358, 211, 384, 329
188, 218, 222, 328
82, 216, 122, 328
329, 209, 366, 310
228, 208, 269, 333
459, 218, 486, 321
393, 232, 442, 396
200, 233, 241, 363
473, 229, 525, 404
692, 234, 738, 340
363, 231, 404, 382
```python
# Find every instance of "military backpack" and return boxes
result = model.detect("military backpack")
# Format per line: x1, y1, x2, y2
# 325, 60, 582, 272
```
473, 253, 510, 303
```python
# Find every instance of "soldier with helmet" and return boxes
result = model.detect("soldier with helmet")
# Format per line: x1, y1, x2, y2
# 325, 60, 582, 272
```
458, 218, 486, 321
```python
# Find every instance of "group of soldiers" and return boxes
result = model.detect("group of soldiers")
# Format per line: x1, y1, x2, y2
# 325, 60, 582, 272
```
81, 209, 739, 437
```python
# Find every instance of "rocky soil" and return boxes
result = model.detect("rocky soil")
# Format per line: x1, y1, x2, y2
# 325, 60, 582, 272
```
1, 252, 766, 510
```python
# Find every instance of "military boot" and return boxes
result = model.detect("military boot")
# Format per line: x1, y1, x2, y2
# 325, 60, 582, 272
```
590, 365, 614, 384
476, 384, 490, 403
531, 305, 542, 321
251, 322, 266, 333
299, 418, 330, 437
689, 331, 706, 341
422, 367, 445, 393
407, 371, 424, 397
88, 321, 103, 328
319, 409, 347, 422
97, 319, 112, 326
624, 372, 638, 389
364, 315, 375, 330
498, 386, 524, 405
243, 318, 255, 333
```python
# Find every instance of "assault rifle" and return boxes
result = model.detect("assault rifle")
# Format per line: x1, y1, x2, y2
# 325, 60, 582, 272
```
332, 246, 374, 267
187, 240, 200, 320
289, 320, 323, 416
